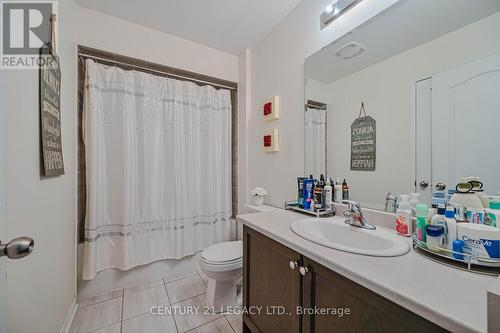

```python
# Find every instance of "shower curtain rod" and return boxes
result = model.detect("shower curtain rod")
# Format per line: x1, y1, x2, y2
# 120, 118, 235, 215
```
78, 52, 237, 91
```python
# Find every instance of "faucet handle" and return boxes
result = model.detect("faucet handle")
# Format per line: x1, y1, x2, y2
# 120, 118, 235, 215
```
342, 200, 360, 212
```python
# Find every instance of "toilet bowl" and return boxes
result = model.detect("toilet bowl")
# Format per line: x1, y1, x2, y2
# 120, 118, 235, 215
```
199, 240, 242, 312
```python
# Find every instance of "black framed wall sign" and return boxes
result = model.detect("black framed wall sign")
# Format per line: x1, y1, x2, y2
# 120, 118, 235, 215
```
350, 103, 376, 171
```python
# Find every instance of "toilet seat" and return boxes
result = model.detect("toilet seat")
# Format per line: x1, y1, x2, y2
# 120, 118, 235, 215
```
201, 240, 243, 272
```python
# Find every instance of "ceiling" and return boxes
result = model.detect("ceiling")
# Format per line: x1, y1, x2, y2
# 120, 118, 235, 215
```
306, 0, 500, 83
74, 0, 301, 54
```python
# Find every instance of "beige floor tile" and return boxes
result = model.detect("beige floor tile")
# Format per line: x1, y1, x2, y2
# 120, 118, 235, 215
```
124, 279, 164, 296
90, 323, 121, 333
122, 312, 178, 333
225, 313, 242, 333
164, 271, 196, 284
166, 275, 206, 304
123, 285, 169, 320
173, 294, 222, 332
70, 297, 122, 333
187, 317, 234, 333
78, 289, 123, 308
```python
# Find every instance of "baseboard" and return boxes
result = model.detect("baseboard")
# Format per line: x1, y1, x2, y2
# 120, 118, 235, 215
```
59, 297, 78, 333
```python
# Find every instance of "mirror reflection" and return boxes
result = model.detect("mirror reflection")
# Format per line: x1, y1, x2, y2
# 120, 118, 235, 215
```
304, 0, 500, 211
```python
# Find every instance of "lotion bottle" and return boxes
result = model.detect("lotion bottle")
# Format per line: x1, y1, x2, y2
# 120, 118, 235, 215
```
342, 179, 349, 200
416, 204, 429, 242
323, 178, 333, 209
396, 195, 412, 236
444, 205, 457, 249
334, 177, 342, 203
431, 204, 448, 245
409, 193, 420, 235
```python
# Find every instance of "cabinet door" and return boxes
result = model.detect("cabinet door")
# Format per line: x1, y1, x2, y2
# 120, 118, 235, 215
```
243, 226, 302, 333
302, 257, 448, 333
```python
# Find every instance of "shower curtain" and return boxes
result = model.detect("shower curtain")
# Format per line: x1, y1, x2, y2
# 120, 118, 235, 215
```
304, 107, 326, 177
82, 59, 235, 280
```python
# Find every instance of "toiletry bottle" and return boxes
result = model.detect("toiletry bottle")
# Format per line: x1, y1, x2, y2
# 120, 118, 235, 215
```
314, 175, 325, 209
318, 174, 325, 188
395, 195, 412, 237
297, 177, 306, 208
302, 176, 315, 210
323, 178, 333, 210
431, 204, 448, 245
426, 225, 445, 252
453, 239, 465, 260
444, 205, 457, 250
385, 192, 398, 213
409, 193, 420, 211
342, 179, 349, 200
431, 205, 446, 225
485, 201, 500, 228
334, 177, 342, 203
416, 204, 429, 242
409, 193, 420, 235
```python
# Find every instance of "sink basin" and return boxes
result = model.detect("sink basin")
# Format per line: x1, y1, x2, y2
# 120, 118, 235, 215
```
290, 217, 410, 257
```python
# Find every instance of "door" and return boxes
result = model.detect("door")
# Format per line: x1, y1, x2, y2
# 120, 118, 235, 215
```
415, 78, 433, 205
243, 226, 302, 333
432, 53, 500, 193
301, 257, 447, 333
0, 97, 6, 333
0, 118, 34, 332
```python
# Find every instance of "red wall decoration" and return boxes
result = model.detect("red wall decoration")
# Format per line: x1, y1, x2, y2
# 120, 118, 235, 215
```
263, 129, 279, 152
262, 96, 279, 121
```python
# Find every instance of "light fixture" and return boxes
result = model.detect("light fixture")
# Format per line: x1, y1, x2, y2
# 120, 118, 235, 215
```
320, 0, 364, 29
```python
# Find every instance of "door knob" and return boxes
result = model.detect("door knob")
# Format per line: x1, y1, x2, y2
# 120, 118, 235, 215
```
289, 261, 298, 270
435, 182, 446, 191
419, 180, 429, 189
0, 237, 34, 259
299, 266, 309, 276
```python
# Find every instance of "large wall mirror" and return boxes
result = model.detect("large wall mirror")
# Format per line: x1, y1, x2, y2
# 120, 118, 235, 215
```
304, 0, 500, 211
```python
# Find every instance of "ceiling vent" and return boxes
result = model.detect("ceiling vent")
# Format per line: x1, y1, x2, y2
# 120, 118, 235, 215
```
334, 42, 366, 59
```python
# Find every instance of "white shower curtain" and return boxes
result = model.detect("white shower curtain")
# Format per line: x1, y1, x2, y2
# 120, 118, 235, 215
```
304, 108, 326, 177
82, 59, 235, 280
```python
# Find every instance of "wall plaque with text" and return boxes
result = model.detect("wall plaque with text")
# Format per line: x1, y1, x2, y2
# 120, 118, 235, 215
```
40, 54, 64, 176
350, 115, 376, 171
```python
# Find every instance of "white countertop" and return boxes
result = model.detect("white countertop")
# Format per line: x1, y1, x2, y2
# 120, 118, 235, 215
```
237, 209, 500, 333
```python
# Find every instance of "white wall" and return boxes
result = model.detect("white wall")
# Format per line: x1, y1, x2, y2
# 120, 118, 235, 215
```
238, 49, 252, 215
323, 11, 500, 210
248, 0, 400, 207
0, 0, 238, 331
305, 78, 329, 105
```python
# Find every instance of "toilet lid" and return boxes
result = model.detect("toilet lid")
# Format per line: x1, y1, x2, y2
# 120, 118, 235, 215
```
201, 240, 242, 263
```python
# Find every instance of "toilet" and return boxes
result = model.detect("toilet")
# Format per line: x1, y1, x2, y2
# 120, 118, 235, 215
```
199, 240, 243, 312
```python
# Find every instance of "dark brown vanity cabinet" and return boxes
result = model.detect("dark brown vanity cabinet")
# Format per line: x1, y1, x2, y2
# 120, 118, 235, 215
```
242, 226, 448, 333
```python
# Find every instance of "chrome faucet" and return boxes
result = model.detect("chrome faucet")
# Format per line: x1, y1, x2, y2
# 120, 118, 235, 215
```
342, 200, 376, 230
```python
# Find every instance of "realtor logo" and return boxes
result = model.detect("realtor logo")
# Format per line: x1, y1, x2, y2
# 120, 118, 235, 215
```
1, 1, 57, 69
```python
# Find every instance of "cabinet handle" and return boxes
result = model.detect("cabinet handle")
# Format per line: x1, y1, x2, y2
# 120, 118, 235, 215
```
299, 266, 309, 276
289, 261, 298, 270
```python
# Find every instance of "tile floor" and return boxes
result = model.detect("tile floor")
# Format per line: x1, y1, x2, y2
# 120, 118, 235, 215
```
70, 270, 242, 333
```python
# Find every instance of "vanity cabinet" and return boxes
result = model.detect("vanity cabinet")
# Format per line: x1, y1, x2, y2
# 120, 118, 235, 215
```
242, 226, 302, 333
242, 226, 448, 333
